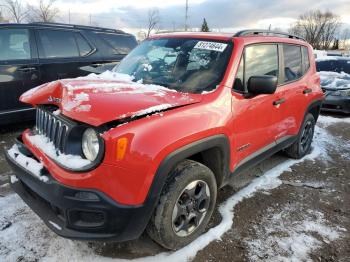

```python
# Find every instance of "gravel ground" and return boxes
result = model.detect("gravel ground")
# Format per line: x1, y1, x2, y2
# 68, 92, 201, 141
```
0, 114, 349, 262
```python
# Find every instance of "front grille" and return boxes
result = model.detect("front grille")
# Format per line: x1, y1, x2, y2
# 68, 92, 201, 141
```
36, 108, 69, 152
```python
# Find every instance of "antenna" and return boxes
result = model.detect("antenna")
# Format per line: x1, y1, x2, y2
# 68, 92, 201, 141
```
185, 0, 189, 31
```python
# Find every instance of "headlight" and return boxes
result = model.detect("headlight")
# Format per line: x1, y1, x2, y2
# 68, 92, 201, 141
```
333, 89, 350, 97
82, 128, 100, 161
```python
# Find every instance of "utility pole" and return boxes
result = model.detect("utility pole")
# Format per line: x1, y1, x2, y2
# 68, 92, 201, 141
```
68, 9, 71, 24
89, 14, 92, 25
185, 0, 189, 31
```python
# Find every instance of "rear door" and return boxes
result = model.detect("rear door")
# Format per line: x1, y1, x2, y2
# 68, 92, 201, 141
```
35, 28, 94, 82
0, 27, 41, 114
275, 44, 310, 139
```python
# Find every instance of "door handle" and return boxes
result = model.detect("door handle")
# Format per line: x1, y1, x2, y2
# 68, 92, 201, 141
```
303, 88, 312, 94
18, 67, 36, 72
91, 63, 103, 68
273, 98, 286, 106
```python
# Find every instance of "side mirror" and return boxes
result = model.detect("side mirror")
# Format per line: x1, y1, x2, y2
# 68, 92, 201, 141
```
247, 75, 278, 95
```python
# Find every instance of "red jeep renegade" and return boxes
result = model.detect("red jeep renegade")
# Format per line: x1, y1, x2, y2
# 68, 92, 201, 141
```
6, 30, 324, 250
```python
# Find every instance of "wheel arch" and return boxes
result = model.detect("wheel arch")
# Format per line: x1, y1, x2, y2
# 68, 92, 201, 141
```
307, 99, 323, 122
143, 134, 230, 215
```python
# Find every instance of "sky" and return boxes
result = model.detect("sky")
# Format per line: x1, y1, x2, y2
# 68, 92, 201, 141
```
23, 0, 350, 35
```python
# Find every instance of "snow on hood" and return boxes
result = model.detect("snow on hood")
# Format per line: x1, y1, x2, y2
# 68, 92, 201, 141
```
20, 71, 202, 126
319, 71, 350, 90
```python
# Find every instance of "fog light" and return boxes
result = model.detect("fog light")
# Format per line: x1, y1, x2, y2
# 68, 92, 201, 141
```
69, 210, 105, 228
74, 191, 99, 201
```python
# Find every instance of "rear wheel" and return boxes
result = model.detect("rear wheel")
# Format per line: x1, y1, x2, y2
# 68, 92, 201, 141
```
285, 113, 315, 159
146, 159, 217, 250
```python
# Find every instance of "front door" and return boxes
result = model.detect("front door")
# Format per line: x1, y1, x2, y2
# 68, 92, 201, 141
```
231, 43, 282, 169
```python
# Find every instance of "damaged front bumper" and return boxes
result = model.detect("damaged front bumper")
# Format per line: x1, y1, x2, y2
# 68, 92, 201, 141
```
4, 137, 153, 242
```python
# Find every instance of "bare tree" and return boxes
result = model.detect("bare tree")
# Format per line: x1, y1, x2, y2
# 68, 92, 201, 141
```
289, 10, 340, 49
1, 0, 28, 23
340, 28, 350, 50
27, 0, 59, 22
147, 8, 160, 37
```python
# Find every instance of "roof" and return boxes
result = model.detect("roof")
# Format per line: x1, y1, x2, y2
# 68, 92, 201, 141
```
151, 29, 306, 43
0, 22, 127, 34
151, 31, 234, 41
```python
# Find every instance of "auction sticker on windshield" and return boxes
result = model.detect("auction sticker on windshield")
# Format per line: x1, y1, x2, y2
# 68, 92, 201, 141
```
194, 41, 228, 52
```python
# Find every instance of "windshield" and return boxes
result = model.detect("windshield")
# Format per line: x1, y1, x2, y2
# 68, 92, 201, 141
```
114, 38, 232, 93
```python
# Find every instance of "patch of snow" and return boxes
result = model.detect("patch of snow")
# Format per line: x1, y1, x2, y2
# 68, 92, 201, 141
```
319, 71, 350, 90
53, 109, 61, 115
317, 115, 350, 127
75, 104, 92, 112
25, 133, 91, 169
72, 82, 177, 97
74, 92, 89, 102
131, 104, 173, 118
245, 207, 342, 262
63, 92, 90, 112
49, 221, 62, 231
10, 175, 18, 184
0, 194, 53, 261
7, 144, 47, 182
79, 71, 135, 82
66, 71, 178, 97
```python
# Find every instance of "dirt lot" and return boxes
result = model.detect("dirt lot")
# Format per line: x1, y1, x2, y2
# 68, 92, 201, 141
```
0, 114, 349, 262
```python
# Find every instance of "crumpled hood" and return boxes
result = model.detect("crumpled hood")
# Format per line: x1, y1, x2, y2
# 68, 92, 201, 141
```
20, 79, 202, 126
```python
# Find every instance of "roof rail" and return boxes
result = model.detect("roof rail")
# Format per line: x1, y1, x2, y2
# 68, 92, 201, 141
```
29, 22, 125, 34
234, 29, 305, 41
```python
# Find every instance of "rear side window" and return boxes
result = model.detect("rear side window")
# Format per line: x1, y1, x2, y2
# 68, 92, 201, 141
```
234, 44, 278, 91
0, 28, 31, 61
283, 44, 302, 82
99, 33, 137, 55
38, 29, 79, 58
302, 46, 310, 73
75, 33, 93, 56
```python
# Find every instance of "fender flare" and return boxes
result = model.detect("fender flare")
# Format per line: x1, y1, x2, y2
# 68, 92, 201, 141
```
138, 134, 231, 232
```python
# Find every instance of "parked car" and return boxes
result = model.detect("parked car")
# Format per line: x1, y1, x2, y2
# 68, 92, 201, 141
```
0, 22, 137, 124
316, 57, 350, 113
5, 30, 324, 250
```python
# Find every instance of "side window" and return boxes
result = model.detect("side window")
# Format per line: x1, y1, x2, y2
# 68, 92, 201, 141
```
283, 44, 302, 82
0, 28, 31, 61
233, 44, 278, 92
99, 33, 137, 55
302, 46, 310, 74
233, 56, 244, 92
38, 29, 79, 58
75, 33, 93, 56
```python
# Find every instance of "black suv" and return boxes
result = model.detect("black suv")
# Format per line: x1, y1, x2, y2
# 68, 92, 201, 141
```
0, 22, 137, 124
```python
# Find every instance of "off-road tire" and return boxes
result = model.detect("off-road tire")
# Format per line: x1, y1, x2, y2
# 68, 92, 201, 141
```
285, 113, 316, 159
146, 159, 217, 250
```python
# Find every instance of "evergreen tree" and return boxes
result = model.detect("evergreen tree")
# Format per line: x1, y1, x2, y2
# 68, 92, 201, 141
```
201, 18, 209, 32
332, 39, 339, 50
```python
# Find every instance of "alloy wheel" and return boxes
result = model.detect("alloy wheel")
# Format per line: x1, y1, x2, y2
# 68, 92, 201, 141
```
171, 180, 211, 237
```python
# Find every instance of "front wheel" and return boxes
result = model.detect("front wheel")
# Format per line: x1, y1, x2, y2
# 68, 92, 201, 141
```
146, 160, 217, 250
285, 113, 315, 159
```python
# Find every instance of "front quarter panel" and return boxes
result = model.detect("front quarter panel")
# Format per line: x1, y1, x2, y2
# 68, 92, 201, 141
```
101, 88, 232, 204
